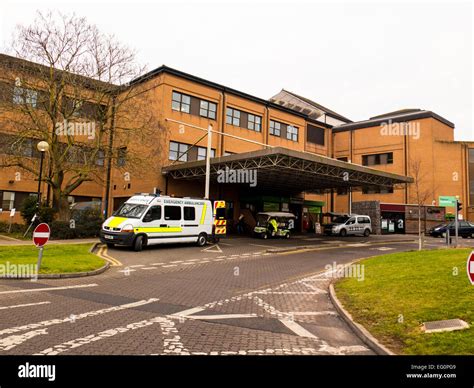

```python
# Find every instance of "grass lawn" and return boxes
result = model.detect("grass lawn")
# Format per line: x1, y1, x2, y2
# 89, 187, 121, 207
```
0, 243, 105, 274
334, 248, 474, 355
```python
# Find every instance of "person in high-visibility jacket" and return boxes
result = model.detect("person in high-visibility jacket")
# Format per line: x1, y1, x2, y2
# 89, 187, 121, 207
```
269, 218, 278, 236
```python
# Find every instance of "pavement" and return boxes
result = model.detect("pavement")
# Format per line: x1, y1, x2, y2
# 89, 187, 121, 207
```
0, 234, 471, 355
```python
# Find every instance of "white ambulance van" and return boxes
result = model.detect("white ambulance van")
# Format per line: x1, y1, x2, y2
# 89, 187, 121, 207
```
100, 194, 224, 251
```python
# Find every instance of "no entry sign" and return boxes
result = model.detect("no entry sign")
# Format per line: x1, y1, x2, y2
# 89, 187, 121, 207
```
468, 251, 474, 285
33, 223, 50, 247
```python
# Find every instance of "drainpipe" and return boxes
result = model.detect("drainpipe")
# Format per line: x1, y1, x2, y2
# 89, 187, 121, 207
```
103, 94, 116, 218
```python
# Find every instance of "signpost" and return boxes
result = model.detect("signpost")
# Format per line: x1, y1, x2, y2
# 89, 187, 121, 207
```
467, 251, 474, 285
33, 223, 50, 273
439, 196, 457, 207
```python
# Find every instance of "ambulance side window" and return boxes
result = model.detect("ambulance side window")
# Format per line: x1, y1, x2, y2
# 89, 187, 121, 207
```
143, 206, 161, 222
184, 206, 195, 221
165, 205, 182, 221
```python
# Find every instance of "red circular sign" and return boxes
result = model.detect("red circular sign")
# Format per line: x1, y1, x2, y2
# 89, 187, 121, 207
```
33, 223, 50, 247
468, 251, 474, 285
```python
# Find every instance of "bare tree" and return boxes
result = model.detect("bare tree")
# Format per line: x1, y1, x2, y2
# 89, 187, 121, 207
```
409, 158, 436, 250
0, 11, 160, 220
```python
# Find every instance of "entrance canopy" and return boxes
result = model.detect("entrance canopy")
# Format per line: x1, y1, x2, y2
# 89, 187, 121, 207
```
162, 147, 412, 195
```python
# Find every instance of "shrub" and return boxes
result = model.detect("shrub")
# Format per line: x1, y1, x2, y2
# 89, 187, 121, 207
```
20, 196, 56, 224
50, 208, 103, 239
0, 221, 26, 234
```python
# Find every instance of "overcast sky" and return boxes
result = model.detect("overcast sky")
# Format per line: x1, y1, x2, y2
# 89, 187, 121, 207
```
1, 0, 472, 140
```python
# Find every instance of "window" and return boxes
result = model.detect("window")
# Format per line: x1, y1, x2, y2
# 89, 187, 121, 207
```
357, 217, 370, 224
269, 120, 281, 136
197, 147, 215, 161
247, 114, 262, 132
96, 150, 105, 166
200, 100, 217, 119
226, 108, 241, 126
184, 206, 196, 221
144, 206, 162, 222
171, 91, 191, 113
1, 191, 15, 211
287, 125, 298, 142
165, 205, 181, 220
362, 186, 394, 194
13, 87, 37, 108
169, 141, 189, 161
469, 149, 474, 207
362, 152, 394, 166
117, 147, 127, 167
307, 124, 325, 146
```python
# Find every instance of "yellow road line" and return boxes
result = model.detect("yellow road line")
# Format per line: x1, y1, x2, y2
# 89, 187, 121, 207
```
96, 246, 122, 267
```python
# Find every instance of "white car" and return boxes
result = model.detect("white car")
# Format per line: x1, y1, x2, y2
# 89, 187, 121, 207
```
326, 215, 372, 237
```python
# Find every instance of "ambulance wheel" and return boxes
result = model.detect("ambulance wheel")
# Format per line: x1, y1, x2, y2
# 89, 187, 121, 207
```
133, 235, 144, 252
363, 229, 370, 237
262, 233, 268, 239
197, 233, 207, 247
339, 229, 347, 237
106, 243, 115, 249
285, 232, 290, 239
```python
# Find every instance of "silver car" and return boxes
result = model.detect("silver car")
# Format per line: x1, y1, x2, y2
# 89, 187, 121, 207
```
329, 215, 372, 237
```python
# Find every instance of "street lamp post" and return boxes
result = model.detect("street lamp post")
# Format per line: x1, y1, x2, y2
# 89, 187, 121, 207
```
36, 141, 49, 209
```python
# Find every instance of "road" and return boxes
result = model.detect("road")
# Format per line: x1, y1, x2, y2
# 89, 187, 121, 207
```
0, 235, 466, 355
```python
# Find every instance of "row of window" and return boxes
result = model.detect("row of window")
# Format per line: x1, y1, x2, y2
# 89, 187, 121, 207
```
144, 205, 196, 222
172, 91, 217, 120
362, 152, 394, 166
172, 91, 299, 140
169, 141, 215, 162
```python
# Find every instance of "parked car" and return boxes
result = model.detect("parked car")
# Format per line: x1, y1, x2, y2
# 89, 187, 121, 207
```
428, 221, 474, 238
324, 214, 372, 237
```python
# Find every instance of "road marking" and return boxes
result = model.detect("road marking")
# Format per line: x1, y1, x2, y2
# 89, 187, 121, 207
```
0, 301, 51, 310
172, 307, 206, 317
0, 298, 159, 351
249, 243, 274, 248
141, 267, 157, 270
162, 264, 177, 268
0, 284, 98, 295
201, 244, 222, 253
170, 260, 183, 263
219, 242, 233, 246
184, 313, 258, 320
36, 316, 183, 356
129, 265, 145, 268
151, 262, 164, 265
199, 260, 210, 263
279, 319, 319, 339
370, 247, 395, 251
98, 247, 122, 266
213, 259, 225, 262
118, 269, 136, 273
187, 259, 201, 262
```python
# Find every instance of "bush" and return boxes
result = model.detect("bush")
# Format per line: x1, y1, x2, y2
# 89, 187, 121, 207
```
20, 196, 56, 224
0, 221, 26, 234
50, 208, 103, 239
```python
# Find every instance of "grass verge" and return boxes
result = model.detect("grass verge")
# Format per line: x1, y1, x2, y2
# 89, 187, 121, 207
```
0, 243, 105, 274
334, 248, 474, 355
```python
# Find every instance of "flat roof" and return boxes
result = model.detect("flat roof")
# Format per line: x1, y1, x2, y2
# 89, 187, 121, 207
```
162, 147, 412, 195
333, 110, 454, 132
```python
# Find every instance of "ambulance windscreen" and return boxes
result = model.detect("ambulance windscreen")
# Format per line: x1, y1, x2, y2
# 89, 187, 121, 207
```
114, 203, 148, 219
